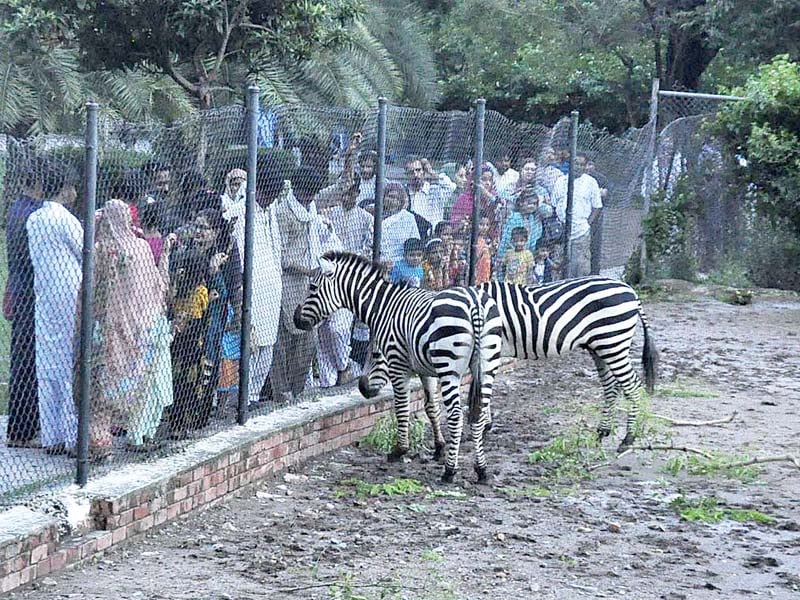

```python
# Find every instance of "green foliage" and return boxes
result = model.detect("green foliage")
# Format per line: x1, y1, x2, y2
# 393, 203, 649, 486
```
713, 56, 800, 237
662, 453, 760, 483
641, 175, 699, 281
339, 477, 423, 498
499, 485, 552, 498
360, 414, 428, 454
670, 495, 775, 524
657, 386, 718, 399
528, 427, 606, 481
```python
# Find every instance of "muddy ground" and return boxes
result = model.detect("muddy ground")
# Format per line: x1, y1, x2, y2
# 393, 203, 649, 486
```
12, 287, 800, 600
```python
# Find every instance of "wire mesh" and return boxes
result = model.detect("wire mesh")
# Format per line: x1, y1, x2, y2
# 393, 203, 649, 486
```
0, 95, 684, 505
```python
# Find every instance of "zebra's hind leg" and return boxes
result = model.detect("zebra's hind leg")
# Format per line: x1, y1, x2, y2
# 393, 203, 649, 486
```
590, 351, 621, 441
471, 371, 495, 484
595, 350, 645, 452
387, 373, 412, 462
439, 375, 464, 483
421, 376, 446, 462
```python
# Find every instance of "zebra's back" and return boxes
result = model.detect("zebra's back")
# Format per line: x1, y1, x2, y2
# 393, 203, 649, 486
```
481, 277, 642, 359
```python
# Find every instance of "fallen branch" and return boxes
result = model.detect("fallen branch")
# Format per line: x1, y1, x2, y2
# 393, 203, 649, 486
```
587, 443, 714, 472
721, 454, 800, 471
279, 579, 418, 594
649, 411, 738, 427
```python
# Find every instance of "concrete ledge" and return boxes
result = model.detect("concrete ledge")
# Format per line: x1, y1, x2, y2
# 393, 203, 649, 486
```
0, 359, 516, 594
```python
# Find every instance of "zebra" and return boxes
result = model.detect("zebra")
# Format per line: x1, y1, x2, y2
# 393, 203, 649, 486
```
293, 251, 503, 482
479, 277, 658, 451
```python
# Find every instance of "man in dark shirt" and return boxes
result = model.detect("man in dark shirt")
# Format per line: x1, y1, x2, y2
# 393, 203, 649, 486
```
4, 157, 52, 447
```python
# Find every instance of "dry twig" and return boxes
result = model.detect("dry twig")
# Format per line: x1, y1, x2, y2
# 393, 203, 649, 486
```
721, 454, 800, 471
649, 411, 738, 427
587, 443, 714, 472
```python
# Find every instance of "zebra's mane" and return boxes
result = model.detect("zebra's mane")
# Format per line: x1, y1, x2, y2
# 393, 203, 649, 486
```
321, 250, 425, 292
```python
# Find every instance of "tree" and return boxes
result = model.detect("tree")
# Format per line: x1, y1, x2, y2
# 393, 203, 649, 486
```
712, 56, 800, 235
67, 0, 364, 110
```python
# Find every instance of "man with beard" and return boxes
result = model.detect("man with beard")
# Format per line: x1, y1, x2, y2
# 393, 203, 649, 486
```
404, 156, 455, 230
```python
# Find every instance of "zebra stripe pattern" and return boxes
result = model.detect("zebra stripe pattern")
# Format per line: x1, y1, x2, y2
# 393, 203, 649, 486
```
480, 277, 658, 450
294, 252, 503, 482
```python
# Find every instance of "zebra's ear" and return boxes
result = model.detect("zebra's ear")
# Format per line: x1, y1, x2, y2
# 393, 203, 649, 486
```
318, 257, 336, 276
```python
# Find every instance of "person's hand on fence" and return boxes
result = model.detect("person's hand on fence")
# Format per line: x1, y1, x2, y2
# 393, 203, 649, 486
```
210, 252, 228, 273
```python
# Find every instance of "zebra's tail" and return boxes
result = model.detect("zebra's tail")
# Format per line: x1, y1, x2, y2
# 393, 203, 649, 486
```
639, 304, 658, 395
467, 294, 485, 425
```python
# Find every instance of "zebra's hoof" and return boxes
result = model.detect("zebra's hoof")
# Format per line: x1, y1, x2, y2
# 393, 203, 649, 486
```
597, 427, 612, 440
475, 466, 489, 484
441, 467, 456, 483
617, 434, 635, 453
432, 444, 445, 463
387, 448, 407, 463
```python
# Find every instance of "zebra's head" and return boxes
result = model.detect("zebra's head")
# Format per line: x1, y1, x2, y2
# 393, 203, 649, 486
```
293, 255, 341, 331
294, 251, 387, 331
358, 345, 390, 399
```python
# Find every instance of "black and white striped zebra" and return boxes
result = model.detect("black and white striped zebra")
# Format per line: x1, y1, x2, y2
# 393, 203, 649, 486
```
293, 252, 503, 482
480, 276, 658, 451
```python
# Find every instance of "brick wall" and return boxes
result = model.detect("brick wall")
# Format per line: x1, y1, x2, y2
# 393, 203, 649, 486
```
0, 360, 515, 594
0, 388, 415, 594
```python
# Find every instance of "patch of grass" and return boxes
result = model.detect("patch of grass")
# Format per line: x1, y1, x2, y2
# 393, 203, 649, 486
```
670, 495, 775, 524
663, 453, 761, 482
329, 573, 401, 600
338, 477, 423, 498
657, 386, 719, 399
528, 427, 607, 481
425, 489, 468, 501
360, 414, 428, 454
421, 549, 444, 563
499, 485, 552, 498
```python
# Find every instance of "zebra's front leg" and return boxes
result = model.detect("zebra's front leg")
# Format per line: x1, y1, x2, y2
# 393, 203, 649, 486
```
439, 375, 464, 483
421, 376, 446, 462
387, 373, 412, 462
471, 371, 496, 484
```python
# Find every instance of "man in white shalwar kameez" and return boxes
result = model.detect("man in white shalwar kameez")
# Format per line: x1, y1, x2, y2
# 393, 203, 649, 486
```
224, 161, 285, 406
26, 178, 82, 454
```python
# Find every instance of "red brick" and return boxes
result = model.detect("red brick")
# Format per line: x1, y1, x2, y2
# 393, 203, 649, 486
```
133, 505, 149, 521
153, 509, 168, 527
211, 470, 225, 486
0, 571, 21, 593
118, 509, 134, 527
62, 544, 81, 565
148, 497, 164, 513
192, 466, 204, 481
48, 551, 67, 572
2, 542, 21, 561
180, 499, 193, 514
96, 532, 113, 552
80, 538, 98, 560
239, 471, 252, 486
36, 557, 52, 577
30, 543, 48, 564
18, 564, 36, 586
135, 515, 155, 534
111, 527, 127, 545
166, 502, 181, 521
170, 485, 188, 503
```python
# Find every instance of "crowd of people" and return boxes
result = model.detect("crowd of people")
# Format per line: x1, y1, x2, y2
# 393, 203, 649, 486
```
3, 135, 606, 461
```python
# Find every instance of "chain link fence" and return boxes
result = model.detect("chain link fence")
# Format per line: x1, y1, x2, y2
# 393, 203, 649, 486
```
0, 92, 665, 504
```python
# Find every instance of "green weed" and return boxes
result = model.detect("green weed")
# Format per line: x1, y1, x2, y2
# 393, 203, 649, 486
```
657, 386, 719, 399
339, 477, 423, 498
425, 489, 468, 501
360, 414, 428, 454
663, 453, 760, 482
499, 485, 552, 498
670, 496, 775, 524
421, 549, 444, 563
528, 427, 607, 481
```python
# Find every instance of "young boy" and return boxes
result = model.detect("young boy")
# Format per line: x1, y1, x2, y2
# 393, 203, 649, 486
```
391, 238, 425, 287
502, 226, 535, 285
533, 248, 554, 285
422, 238, 449, 290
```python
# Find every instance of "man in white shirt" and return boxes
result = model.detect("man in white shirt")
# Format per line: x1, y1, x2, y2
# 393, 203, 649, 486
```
404, 157, 456, 228
381, 183, 420, 267
552, 154, 603, 278
223, 157, 285, 406
495, 149, 520, 198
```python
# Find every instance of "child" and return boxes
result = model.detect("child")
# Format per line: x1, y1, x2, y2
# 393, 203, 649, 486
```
139, 202, 164, 264
502, 227, 535, 285
391, 238, 425, 287
216, 305, 240, 418
422, 238, 449, 290
533, 248, 553, 285
475, 215, 493, 284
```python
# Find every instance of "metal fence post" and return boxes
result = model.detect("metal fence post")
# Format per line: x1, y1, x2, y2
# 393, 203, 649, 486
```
563, 110, 579, 277
468, 98, 486, 285
640, 78, 660, 278
372, 97, 388, 262
76, 102, 99, 486
237, 85, 259, 425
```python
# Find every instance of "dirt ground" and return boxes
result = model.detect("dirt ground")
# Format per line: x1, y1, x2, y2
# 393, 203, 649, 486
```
12, 287, 800, 600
